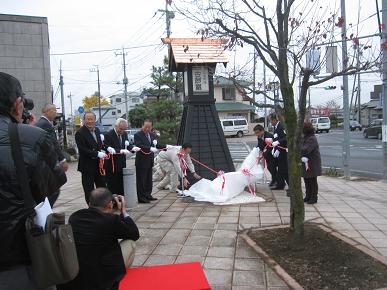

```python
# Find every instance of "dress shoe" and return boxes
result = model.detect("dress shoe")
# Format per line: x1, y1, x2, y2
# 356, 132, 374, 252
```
286, 190, 291, 197
271, 186, 285, 190
147, 196, 158, 201
269, 181, 276, 187
138, 197, 150, 203
306, 199, 317, 204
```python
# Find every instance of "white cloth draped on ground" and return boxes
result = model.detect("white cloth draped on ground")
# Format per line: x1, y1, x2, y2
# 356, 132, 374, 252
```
183, 147, 266, 204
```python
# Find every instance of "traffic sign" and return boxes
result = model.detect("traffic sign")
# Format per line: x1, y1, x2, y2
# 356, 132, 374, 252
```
78, 106, 84, 114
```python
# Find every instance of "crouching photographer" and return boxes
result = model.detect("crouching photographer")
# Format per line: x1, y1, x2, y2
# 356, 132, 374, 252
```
60, 188, 139, 290
0, 72, 67, 289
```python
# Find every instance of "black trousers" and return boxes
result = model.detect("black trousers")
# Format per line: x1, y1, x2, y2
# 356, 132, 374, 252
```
276, 152, 289, 187
304, 177, 318, 198
106, 170, 124, 195
265, 157, 277, 183
136, 166, 153, 199
81, 170, 106, 204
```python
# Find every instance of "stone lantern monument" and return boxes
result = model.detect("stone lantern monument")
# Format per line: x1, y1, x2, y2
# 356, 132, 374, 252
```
162, 38, 235, 179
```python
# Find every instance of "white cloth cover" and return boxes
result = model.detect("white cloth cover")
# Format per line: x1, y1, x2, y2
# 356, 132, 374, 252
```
184, 147, 265, 203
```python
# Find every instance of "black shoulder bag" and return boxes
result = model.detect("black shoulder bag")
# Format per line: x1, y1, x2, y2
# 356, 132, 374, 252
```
8, 122, 79, 289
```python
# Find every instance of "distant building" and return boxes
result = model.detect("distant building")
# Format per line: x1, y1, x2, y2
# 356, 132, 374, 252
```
355, 84, 383, 126
109, 92, 143, 118
0, 14, 51, 114
213, 76, 257, 129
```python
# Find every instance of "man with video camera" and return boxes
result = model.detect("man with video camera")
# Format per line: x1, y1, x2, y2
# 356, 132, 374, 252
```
0, 72, 67, 289
62, 188, 139, 290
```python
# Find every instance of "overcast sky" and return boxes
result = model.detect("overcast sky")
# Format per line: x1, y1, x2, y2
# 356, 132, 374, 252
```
0, 0, 383, 115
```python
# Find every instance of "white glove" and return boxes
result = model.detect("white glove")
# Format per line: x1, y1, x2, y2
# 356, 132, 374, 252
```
264, 138, 273, 143
272, 149, 280, 158
301, 157, 309, 163
150, 147, 158, 153
124, 140, 130, 147
132, 146, 141, 152
107, 147, 116, 155
120, 149, 130, 155
273, 133, 278, 138
272, 141, 280, 147
97, 151, 107, 159
166, 144, 174, 149
153, 139, 158, 146
100, 134, 104, 142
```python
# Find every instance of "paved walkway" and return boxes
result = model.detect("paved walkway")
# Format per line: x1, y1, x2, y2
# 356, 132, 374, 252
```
55, 161, 387, 290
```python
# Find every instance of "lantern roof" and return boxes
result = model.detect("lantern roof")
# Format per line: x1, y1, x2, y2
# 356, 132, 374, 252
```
162, 38, 229, 72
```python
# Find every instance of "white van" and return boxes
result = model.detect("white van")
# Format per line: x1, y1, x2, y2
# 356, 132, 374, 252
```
221, 117, 249, 137
311, 117, 331, 133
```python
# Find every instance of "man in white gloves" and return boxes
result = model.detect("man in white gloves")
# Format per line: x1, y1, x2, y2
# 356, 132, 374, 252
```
75, 112, 106, 204
103, 118, 140, 196
134, 119, 166, 203
156, 143, 201, 193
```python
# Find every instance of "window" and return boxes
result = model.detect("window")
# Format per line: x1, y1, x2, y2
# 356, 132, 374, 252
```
222, 121, 233, 127
117, 110, 121, 114
115, 97, 122, 103
318, 118, 330, 124
111, 111, 116, 116
132, 97, 139, 103
234, 120, 247, 126
222, 87, 236, 100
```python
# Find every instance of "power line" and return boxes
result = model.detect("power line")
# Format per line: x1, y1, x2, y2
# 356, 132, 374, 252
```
50, 43, 159, 56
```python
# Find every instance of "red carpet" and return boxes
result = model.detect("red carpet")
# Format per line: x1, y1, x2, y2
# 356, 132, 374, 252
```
119, 262, 211, 290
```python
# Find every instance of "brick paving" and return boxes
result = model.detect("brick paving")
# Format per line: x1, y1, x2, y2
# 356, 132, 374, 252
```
55, 161, 387, 289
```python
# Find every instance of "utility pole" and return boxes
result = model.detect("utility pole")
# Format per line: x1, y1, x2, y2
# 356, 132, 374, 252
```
158, 0, 174, 38
116, 49, 129, 121
68, 92, 73, 130
59, 61, 67, 149
252, 50, 256, 103
382, 0, 387, 179
90, 65, 101, 123
357, 45, 361, 124
263, 61, 267, 130
341, 0, 351, 179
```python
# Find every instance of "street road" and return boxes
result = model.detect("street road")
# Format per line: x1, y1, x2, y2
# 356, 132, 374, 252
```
242, 130, 384, 179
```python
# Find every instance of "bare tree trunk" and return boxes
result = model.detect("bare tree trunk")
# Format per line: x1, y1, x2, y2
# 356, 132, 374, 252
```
280, 84, 305, 249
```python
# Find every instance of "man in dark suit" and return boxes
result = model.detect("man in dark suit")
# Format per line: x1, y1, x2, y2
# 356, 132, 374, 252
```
75, 112, 107, 204
65, 188, 139, 290
104, 118, 140, 196
36, 103, 69, 206
254, 124, 277, 187
270, 114, 289, 191
134, 119, 165, 203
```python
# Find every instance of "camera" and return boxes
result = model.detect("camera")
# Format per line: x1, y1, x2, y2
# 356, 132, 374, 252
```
112, 194, 119, 209
22, 98, 34, 124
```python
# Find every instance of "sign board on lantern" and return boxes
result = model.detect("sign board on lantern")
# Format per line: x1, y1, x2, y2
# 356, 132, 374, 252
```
326, 46, 338, 73
192, 66, 209, 94
184, 71, 189, 97
306, 49, 321, 75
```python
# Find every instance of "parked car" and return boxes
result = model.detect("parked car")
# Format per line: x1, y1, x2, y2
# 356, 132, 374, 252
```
349, 120, 362, 131
221, 117, 249, 138
311, 117, 331, 133
363, 119, 382, 140
125, 128, 141, 144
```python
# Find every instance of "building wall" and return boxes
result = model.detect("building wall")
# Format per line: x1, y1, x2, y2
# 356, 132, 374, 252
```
214, 86, 249, 104
110, 93, 143, 117
0, 14, 51, 115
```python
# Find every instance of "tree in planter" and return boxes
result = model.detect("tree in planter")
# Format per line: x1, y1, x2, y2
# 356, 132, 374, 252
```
143, 56, 184, 101
175, 0, 379, 245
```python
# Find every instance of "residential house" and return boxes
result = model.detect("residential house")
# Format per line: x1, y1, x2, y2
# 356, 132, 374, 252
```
213, 76, 257, 133
354, 85, 383, 126
109, 92, 143, 118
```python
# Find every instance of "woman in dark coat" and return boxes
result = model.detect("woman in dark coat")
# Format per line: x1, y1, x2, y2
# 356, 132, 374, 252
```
301, 122, 322, 204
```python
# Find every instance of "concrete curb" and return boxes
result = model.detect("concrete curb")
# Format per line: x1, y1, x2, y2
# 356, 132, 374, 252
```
241, 223, 387, 290
240, 226, 304, 290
